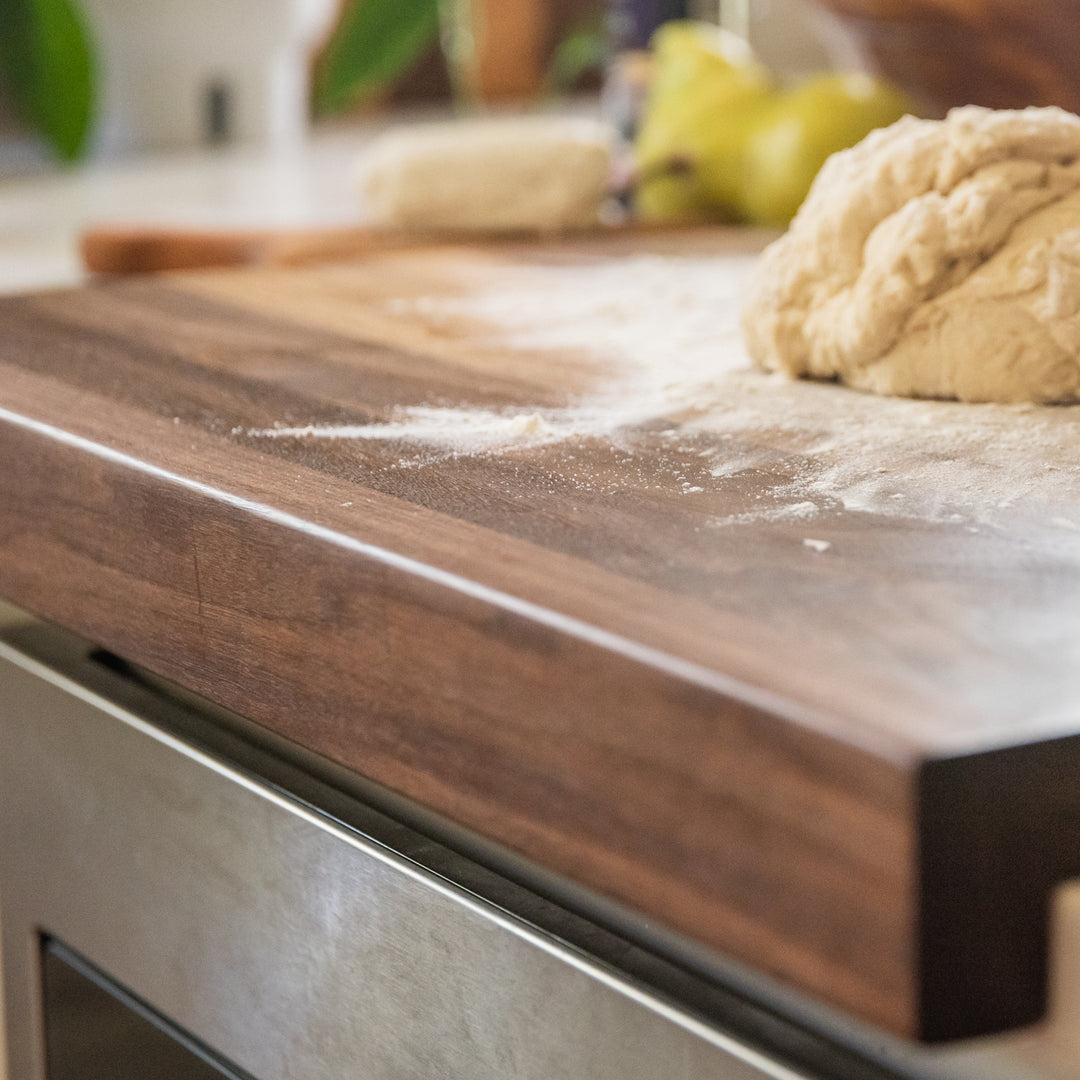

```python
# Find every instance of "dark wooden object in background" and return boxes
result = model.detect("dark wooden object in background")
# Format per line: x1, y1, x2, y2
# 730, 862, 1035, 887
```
2, 229, 1080, 1043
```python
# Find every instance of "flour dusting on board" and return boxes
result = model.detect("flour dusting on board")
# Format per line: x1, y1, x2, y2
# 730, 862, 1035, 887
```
247, 253, 1080, 527
252, 255, 749, 448
255, 408, 559, 451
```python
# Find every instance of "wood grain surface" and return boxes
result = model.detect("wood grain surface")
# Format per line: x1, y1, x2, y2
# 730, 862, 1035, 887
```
2, 228, 1080, 1042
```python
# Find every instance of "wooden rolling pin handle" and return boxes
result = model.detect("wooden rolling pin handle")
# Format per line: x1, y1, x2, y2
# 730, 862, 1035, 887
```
80, 227, 269, 274
79, 224, 400, 275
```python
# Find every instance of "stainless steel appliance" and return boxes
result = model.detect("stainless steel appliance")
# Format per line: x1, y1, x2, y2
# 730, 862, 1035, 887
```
0, 615, 1066, 1080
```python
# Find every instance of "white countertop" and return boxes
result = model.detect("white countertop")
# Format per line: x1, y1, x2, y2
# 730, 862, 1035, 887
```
0, 126, 374, 295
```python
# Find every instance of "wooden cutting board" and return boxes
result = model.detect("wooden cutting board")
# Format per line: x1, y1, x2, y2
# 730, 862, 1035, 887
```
2, 226, 1080, 1042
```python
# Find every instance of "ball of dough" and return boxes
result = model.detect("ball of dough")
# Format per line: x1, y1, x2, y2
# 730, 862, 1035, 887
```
742, 106, 1080, 403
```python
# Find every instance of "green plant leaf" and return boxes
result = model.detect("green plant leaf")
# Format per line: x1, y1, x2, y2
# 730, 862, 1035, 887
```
0, 0, 96, 161
547, 19, 607, 94
313, 0, 441, 116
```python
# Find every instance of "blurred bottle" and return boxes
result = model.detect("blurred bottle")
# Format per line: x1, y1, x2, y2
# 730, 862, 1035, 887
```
611, 0, 693, 50
439, 0, 550, 105
603, 0, 691, 138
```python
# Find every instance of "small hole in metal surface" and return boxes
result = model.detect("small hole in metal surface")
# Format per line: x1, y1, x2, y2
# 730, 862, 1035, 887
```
205, 80, 232, 145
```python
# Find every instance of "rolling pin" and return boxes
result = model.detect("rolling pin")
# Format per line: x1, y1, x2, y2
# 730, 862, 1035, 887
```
78, 224, 425, 275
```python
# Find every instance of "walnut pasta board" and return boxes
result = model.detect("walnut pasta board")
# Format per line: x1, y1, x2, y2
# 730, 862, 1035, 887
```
2, 227, 1080, 1041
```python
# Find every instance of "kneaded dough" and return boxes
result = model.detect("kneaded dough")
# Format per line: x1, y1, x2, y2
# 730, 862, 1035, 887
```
356, 116, 614, 234
742, 106, 1080, 403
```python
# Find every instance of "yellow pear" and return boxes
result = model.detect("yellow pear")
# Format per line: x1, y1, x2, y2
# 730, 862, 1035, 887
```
737, 72, 915, 227
634, 21, 775, 222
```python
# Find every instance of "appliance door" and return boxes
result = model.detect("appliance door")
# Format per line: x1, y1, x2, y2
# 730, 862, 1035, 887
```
0, 630, 804, 1080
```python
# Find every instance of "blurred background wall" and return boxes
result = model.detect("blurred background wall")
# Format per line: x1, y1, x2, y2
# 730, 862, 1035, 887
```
0, 0, 834, 170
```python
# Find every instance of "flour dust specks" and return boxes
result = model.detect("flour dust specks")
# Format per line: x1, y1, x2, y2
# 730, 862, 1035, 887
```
251, 408, 561, 452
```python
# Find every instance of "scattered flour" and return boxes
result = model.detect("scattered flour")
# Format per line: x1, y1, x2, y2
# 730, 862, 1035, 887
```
253, 408, 560, 452
246, 253, 1080, 529
249, 253, 752, 454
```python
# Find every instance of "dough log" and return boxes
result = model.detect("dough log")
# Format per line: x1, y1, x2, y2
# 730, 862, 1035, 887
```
357, 116, 615, 234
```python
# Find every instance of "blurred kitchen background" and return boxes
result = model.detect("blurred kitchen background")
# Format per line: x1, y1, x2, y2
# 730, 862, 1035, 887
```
0, 0, 835, 165
3, 0, 1079, 291
0, 0, 844, 289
